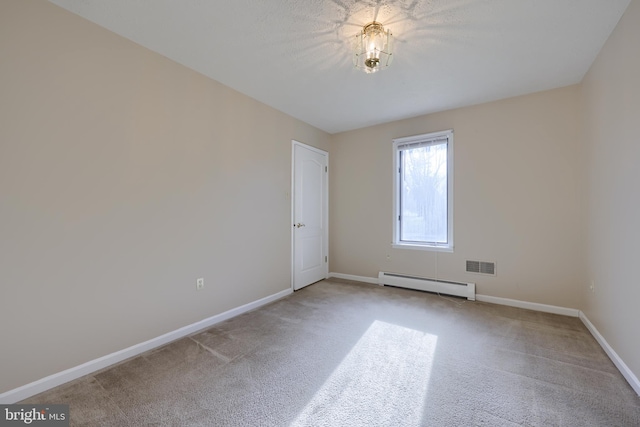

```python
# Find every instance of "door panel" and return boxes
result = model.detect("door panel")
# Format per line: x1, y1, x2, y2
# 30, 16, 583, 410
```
301, 234, 323, 272
293, 142, 328, 290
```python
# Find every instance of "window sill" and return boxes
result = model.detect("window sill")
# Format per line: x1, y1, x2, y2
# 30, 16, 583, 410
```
392, 243, 454, 253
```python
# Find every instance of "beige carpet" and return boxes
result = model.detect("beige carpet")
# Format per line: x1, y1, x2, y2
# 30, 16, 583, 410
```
23, 279, 640, 426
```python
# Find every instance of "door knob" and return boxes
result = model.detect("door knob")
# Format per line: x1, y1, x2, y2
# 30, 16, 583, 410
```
295, 223, 306, 228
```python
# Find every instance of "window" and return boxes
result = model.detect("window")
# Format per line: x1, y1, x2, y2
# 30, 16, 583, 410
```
392, 130, 453, 252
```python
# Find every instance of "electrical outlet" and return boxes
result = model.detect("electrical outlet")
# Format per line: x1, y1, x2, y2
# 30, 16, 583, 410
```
196, 278, 204, 290
386, 255, 391, 262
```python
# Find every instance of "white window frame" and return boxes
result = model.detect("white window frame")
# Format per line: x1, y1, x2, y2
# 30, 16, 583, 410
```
392, 129, 454, 252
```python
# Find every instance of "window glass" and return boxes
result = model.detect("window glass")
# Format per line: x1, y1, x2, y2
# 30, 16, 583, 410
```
393, 130, 453, 251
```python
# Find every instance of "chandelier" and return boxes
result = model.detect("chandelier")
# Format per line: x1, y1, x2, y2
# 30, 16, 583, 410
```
353, 21, 393, 74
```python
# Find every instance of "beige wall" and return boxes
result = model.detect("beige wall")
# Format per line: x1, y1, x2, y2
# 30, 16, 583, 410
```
330, 85, 584, 308
581, 0, 640, 379
0, 0, 330, 394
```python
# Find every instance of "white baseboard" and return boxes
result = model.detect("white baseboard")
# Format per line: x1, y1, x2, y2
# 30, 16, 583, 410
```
323, 279, 640, 396
10, 281, 636, 403
327, 277, 639, 395
328, 275, 579, 317
579, 312, 640, 396
328, 272, 379, 285
0, 288, 292, 404
475, 294, 580, 317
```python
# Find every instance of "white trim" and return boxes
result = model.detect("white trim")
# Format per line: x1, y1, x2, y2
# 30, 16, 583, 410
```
290, 142, 296, 291
292, 140, 328, 157
326, 277, 580, 317
324, 281, 639, 396
392, 243, 454, 253
328, 272, 379, 285
0, 288, 292, 404
475, 294, 580, 317
579, 312, 640, 396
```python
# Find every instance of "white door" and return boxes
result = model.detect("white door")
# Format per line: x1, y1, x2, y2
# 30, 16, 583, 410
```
292, 141, 328, 290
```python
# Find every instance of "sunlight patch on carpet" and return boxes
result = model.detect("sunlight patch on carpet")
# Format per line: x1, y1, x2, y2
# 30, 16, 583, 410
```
290, 320, 437, 427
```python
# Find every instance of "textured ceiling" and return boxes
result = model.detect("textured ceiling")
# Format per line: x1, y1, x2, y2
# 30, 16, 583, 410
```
49, 0, 631, 134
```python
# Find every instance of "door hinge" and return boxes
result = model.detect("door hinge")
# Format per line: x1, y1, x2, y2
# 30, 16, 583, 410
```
325, 256, 328, 262
325, 166, 328, 172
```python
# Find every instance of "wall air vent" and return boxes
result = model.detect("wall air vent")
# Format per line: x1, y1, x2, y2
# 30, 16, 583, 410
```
466, 260, 496, 276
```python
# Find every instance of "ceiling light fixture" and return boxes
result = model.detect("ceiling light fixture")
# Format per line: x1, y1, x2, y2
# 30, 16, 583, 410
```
353, 21, 393, 74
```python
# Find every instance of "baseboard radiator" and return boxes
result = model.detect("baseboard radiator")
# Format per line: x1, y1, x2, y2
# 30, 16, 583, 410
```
378, 271, 476, 301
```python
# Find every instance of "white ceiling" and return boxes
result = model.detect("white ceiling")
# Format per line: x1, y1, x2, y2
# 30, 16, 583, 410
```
49, 0, 631, 134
